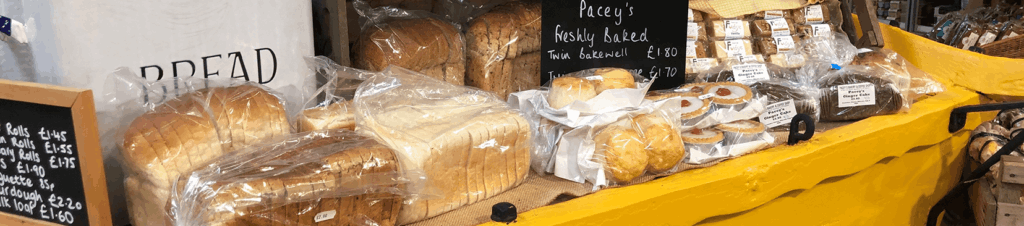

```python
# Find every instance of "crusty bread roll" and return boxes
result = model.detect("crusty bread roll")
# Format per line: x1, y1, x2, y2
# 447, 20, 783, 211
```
466, 0, 542, 98
122, 84, 288, 226
547, 77, 597, 109
171, 133, 403, 226
354, 17, 466, 85
597, 124, 647, 184
632, 114, 685, 173
297, 101, 356, 132
591, 68, 637, 94
358, 98, 531, 224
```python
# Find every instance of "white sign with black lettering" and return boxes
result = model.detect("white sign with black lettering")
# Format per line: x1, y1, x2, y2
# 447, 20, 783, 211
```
767, 18, 791, 36
837, 83, 876, 107
732, 63, 770, 84
773, 36, 796, 53
759, 99, 798, 128
804, 5, 825, 24
811, 24, 832, 37
725, 40, 746, 57
724, 20, 744, 39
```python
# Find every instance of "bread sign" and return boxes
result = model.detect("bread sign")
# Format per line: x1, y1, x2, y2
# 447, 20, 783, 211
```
0, 79, 110, 226
542, 0, 688, 90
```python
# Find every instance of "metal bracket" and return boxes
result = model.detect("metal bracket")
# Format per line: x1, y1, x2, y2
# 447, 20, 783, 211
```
947, 101, 1024, 133
787, 114, 815, 145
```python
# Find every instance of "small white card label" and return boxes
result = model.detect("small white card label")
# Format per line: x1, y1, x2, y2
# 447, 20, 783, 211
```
764, 10, 785, 19
725, 40, 746, 57
688, 22, 700, 41
773, 36, 796, 52
804, 5, 824, 24
811, 24, 832, 37
759, 99, 798, 128
767, 18, 791, 36
979, 32, 998, 46
837, 83, 876, 107
698, 93, 714, 100
732, 63, 770, 83
314, 210, 337, 223
724, 20, 744, 39
735, 55, 761, 63
686, 40, 697, 58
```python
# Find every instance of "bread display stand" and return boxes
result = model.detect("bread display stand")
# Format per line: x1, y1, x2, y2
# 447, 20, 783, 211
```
412, 21, 1011, 225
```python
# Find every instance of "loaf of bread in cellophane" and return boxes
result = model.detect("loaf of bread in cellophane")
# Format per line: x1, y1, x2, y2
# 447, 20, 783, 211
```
353, 66, 531, 224
167, 130, 410, 226
354, 17, 466, 85
466, 0, 542, 99
297, 101, 356, 132
121, 83, 290, 226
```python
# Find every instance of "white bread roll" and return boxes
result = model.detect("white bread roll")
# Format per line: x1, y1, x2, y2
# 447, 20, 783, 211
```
547, 76, 597, 109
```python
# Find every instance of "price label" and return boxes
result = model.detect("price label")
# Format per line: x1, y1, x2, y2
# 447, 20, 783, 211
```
731, 63, 770, 84
767, 18, 791, 36
811, 24, 832, 37
698, 93, 714, 100
686, 41, 697, 58
837, 83, 876, 107
804, 5, 825, 24
759, 99, 798, 128
725, 40, 746, 57
773, 36, 796, 53
314, 210, 337, 223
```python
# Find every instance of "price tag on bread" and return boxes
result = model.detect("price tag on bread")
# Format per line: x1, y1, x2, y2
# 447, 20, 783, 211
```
731, 63, 770, 84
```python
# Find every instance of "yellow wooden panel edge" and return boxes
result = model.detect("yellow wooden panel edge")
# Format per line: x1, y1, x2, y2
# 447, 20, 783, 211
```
700, 132, 969, 226
483, 86, 982, 226
851, 16, 1024, 96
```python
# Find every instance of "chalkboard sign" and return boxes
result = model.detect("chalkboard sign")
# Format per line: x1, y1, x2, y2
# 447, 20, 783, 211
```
541, 0, 689, 90
0, 80, 110, 226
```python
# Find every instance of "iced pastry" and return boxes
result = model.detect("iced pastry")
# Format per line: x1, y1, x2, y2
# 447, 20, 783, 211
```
705, 82, 754, 112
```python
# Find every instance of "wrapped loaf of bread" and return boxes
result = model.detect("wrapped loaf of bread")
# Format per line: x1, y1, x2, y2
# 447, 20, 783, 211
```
168, 130, 410, 226
122, 84, 289, 226
354, 17, 466, 85
353, 67, 531, 224
296, 101, 356, 132
466, 1, 542, 98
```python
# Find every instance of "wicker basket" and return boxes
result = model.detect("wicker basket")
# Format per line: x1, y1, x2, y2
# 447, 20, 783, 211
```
980, 35, 1024, 59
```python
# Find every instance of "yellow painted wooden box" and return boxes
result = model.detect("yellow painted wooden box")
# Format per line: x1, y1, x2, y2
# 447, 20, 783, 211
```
477, 24, 1010, 226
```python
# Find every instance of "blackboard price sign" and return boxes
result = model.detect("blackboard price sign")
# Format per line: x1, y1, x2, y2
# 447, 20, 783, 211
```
542, 0, 688, 90
0, 80, 109, 226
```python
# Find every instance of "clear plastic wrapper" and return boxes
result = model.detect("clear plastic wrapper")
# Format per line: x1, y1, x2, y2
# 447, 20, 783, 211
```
294, 57, 366, 133
797, 23, 838, 38
688, 21, 710, 41
715, 119, 774, 157
798, 32, 858, 66
766, 52, 808, 68
687, 40, 711, 59
999, 20, 1024, 40
680, 127, 727, 164
352, 1, 467, 85
951, 21, 983, 50
697, 59, 797, 84
851, 48, 946, 100
352, 66, 531, 224
509, 68, 652, 128
654, 82, 769, 129
465, 0, 542, 98
749, 79, 821, 130
754, 10, 792, 19
751, 18, 796, 37
708, 19, 753, 39
930, 12, 963, 43
755, 35, 801, 56
978, 23, 1002, 47
815, 65, 910, 121
712, 39, 756, 58
106, 69, 292, 226
685, 58, 721, 82
594, 119, 649, 184
167, 130, 428, 226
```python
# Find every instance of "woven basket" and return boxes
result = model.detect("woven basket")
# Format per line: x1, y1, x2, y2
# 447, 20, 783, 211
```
980, 35, 1024, 59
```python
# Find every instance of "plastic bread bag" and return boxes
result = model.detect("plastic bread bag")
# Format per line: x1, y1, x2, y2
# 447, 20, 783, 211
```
352, 0, 467, 85
797, 31, 858, 66
815, 65, 910, 121
749, 79, 821, 131
696, 58, 798, 84
104, 69, 293, 226
465, 0, 542, 99
294, 57, 366, 133
508, 67, 653, 128
715, 119, 775, 157
352, 65, 531, 224
167, 130, 432, 226
850, 48, 946, 101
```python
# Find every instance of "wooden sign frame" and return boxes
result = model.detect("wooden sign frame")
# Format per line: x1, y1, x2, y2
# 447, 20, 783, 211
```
0, 79, 111, 226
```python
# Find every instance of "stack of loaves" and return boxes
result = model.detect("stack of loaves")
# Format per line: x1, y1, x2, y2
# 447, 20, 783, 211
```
465, 0, 542, 98
354, 17, 466, 85
121, 84, 290, 226
354, 67, 531, 224
167, 130, 406, 226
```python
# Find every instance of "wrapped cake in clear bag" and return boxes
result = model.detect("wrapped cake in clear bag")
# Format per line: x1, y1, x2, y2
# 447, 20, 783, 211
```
815, 64, 911, 121
851, 48, 945, 101
749, 79, 820, 131
167, 130, 428, 226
